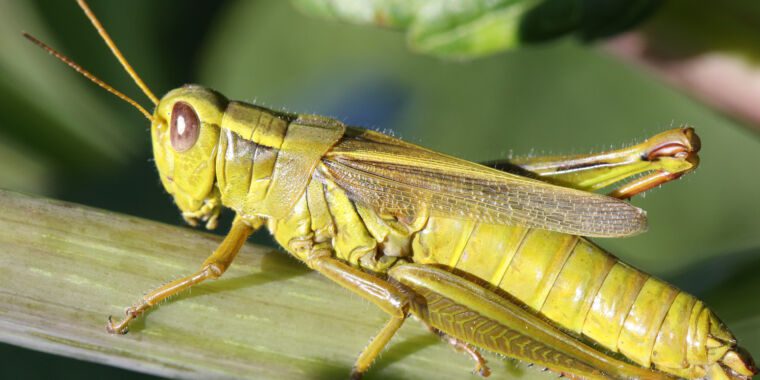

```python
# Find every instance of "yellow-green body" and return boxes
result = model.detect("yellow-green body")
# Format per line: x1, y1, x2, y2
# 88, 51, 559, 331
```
273, 142, 732, 379
147, 86, 753, 379
409, 218, 728, 379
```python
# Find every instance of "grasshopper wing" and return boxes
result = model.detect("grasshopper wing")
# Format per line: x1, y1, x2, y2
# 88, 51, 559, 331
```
320, 129, 647, 238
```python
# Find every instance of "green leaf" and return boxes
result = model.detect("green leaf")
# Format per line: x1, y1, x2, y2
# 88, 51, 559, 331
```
408, 0, 539, 59
517, 0, 662, 42
291, 0, 424, 28
292, 0, 664, 59
518, 0, 582, 42
575, 0, 662, 40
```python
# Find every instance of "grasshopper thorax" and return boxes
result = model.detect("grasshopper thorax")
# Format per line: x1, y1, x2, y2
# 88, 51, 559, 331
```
152, 85, 228, 226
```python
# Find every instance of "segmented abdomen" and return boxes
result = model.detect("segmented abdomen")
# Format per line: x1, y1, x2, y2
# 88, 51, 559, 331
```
410, 217, 734, 378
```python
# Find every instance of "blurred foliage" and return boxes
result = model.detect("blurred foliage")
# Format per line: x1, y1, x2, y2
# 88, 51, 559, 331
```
643, 0, 760, 62
1, 0, 760, 379
292, 0, 662, 59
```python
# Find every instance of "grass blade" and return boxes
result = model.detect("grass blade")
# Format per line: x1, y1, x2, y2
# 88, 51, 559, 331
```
0, 190, 553, 379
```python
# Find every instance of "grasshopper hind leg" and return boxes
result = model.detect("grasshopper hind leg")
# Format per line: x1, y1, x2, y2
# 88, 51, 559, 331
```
488, 127, 701, 198
388, 263, 675, 380
307, 252, 499, 378
428, 325, 491, 377
303, 253, 411, 379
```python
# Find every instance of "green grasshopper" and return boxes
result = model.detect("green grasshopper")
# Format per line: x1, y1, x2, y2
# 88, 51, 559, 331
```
24, 1, 756, 379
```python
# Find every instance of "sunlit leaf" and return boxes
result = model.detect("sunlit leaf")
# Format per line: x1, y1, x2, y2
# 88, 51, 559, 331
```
292, 0, 663, 59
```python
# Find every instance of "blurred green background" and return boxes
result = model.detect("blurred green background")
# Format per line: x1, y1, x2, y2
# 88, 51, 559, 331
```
1, 0, 759, 378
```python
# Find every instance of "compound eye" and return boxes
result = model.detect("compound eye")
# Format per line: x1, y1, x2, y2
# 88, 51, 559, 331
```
170, 101, 200, 152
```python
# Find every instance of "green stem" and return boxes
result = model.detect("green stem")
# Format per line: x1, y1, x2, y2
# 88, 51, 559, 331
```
0, 190, 554, 380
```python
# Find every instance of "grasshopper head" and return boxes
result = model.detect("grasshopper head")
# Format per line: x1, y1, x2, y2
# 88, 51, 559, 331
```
152, 85, 228, 228
24, 4, 230, 229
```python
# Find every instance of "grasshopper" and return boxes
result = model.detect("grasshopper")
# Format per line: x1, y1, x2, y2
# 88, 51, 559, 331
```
24, 1, 757, 379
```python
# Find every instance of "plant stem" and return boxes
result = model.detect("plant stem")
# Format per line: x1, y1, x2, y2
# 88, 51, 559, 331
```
0, 190, 547, 380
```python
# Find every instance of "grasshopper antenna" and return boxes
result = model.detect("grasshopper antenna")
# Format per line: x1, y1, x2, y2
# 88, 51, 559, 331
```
77, 0, 159, 105
23, 32, 154, 122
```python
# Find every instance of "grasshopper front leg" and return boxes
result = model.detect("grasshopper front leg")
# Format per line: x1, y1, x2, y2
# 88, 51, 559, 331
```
107, 215, 263, 334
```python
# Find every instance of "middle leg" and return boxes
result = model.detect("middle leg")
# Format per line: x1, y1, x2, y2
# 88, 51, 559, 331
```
306, 253, 412, 379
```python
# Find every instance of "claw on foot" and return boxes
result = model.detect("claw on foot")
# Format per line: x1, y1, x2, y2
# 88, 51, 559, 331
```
475, 361, 491, 377
467, 348, 491, 377
106, 306, 142, 334
106, 315, 130, 334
